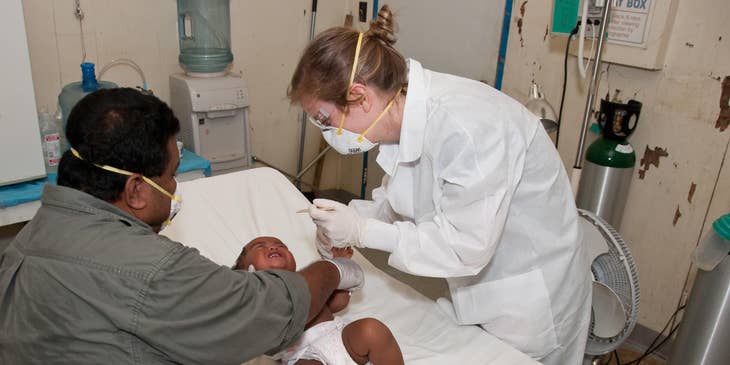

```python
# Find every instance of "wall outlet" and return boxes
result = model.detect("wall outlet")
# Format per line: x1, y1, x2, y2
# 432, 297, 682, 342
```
579, 2, 604, 38
358, 2, 368, 23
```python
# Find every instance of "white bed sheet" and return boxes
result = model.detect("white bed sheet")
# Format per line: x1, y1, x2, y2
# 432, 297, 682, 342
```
162, 167, 537, 365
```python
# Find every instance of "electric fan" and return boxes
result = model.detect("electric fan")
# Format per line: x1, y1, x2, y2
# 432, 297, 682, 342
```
578, 209, 640, 361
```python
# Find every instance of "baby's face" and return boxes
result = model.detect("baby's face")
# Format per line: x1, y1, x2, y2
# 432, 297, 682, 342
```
237, 236, 296, 272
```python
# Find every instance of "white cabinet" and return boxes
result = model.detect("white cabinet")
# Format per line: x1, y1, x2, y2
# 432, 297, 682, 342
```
0, 0, 45, 186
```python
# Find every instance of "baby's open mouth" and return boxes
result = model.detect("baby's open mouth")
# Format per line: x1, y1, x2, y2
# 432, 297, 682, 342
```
267, 252, 282, 258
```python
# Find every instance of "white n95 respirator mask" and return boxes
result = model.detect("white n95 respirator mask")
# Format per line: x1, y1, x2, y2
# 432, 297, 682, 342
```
160, 181, 183, 231
321, 128, 378, 155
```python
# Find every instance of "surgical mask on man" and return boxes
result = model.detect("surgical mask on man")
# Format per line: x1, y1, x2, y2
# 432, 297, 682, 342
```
70, 147, 183, 228
161, 182, 182, 230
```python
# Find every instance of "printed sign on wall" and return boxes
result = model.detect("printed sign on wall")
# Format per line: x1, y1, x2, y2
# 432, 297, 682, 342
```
607, 0, 654, 48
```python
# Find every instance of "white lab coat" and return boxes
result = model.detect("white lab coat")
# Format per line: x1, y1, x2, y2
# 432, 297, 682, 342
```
350, 59, 591, 364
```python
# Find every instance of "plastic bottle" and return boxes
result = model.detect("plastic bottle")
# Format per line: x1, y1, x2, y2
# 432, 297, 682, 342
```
38, 108, 61, 175
53, 106, 67, 152
58, 62, 118, 136
692, 214, 730, 271
177, 0, 233, 75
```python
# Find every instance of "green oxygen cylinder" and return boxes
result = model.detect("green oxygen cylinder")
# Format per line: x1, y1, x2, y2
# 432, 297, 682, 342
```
576, 99, 642, 230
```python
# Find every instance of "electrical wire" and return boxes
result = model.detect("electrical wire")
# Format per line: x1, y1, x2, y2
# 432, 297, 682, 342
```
585, 23, 597, 87
556, 24, 581, 148
620, 305, 686, 365
577, 0, 588, 78
98, 58, 148, 90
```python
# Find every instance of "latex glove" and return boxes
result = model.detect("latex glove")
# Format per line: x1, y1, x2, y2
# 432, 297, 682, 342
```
315, 228, 334, 259
323, 257, 364, 291
309, 198, 366, 248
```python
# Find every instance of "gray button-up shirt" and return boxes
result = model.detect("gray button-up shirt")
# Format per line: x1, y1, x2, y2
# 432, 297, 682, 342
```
0, 184, 309, 364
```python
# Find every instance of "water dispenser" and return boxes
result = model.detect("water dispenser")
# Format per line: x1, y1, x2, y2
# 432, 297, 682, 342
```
171, 0, 251, 174
177, 0, 233, 75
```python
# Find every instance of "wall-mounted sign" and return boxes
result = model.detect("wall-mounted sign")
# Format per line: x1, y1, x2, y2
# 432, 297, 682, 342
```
607, 0, 654, 48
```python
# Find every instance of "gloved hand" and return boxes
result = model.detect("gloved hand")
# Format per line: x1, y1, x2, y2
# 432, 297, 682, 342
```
315, 228, 334, 259
308, 198, 367, 248
323, 257, 364, 291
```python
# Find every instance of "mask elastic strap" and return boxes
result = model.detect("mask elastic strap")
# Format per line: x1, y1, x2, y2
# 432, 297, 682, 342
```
337, 32, 364, 136
70, 147, 182, 202
357, 86, 403, 143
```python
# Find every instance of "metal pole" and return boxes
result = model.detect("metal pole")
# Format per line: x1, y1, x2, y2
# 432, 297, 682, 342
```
296, 0, 318, 187
252, 156, 319, 192
296, 146, 331, 179
573, 0, 612, 170
495, 0, 514, 91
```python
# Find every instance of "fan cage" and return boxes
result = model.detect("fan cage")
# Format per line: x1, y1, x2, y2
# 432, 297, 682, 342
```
578, 209, 641, 356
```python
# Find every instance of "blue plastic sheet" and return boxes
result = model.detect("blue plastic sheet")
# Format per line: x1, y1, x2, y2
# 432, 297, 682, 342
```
0, 149, 210, 208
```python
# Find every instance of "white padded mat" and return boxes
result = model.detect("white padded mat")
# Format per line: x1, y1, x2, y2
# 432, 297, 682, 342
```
162, 168, 537, 365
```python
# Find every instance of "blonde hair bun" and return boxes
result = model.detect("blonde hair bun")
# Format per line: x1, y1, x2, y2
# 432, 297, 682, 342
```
368, 5, 397, 46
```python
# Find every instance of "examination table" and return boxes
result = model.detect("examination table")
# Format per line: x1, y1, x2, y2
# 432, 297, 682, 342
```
162, 167, 538, 364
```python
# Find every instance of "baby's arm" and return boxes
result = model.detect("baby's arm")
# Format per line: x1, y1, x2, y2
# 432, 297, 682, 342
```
327, 290, 351, 313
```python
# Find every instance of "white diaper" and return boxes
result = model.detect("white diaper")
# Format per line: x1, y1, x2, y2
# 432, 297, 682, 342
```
274, 316, 357, 365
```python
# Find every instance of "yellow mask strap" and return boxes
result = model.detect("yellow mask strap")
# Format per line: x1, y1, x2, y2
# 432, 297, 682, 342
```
70, 147, 182, 202
337, 32, 364, 136
357, 86, 403, 143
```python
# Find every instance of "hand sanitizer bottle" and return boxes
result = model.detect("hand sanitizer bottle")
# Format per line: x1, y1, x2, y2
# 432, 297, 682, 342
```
38, 108, 61, 176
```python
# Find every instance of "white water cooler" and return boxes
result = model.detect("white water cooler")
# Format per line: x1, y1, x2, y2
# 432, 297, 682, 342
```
169, 73, 251, 173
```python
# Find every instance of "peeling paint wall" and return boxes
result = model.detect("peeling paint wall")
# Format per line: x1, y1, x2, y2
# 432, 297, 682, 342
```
638, 145, 669, 180
501, 0, 730, 331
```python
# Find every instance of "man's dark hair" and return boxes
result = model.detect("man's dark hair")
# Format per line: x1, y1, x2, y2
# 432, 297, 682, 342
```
58, 88, 180, 202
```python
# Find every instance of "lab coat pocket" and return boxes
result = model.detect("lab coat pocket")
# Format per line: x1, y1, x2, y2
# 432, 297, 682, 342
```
450, 269, 558, 358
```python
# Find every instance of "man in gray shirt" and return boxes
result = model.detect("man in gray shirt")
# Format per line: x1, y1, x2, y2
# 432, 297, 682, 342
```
0, 88, 362, 364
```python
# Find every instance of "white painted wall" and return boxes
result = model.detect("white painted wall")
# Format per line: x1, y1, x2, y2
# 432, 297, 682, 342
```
20, 0, 354, 191
384, 0, 505, 83
500, 0, 730, 332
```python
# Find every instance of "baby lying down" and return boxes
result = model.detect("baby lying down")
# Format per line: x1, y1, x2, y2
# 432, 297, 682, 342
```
234, 236, 404, 365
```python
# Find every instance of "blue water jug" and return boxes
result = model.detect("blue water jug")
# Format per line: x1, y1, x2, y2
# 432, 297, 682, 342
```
177, 0, 233, 75
58, 62, 118, 135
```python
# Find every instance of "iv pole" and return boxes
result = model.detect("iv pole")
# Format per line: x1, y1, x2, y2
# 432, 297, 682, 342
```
570, 0, 612, 195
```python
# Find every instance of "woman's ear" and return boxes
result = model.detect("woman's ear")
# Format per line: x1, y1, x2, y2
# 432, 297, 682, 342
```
348, 83, 372, 113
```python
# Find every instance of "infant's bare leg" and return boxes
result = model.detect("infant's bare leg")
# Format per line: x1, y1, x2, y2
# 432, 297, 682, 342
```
293, 360, 323, 365
341, 318, 404, 365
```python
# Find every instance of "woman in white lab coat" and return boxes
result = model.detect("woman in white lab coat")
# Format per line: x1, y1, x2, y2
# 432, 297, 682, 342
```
289, 6, 591, 364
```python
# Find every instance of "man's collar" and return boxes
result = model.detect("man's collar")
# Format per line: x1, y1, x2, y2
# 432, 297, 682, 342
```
41, 184, 152, 231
